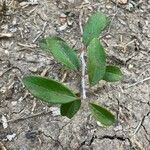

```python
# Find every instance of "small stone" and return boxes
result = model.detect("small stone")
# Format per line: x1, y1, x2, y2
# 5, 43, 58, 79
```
29, 66, 37, 72
6, 133, 16, 141
97, 121, 103, 127
111, 0, 128, 5
11, 101, 17, 106
19, 2, 28, 6
60, 13, 67, 24
105, 35, 112, 39
19, 146, 29, 150
117, 0, 128, 4
9, 27, 17, 33
4, 50, 9, 55
1, 115, 8, 129
114, 125, 123, 131
126, 3, 134, 11
67, 0, 74, 3
128, 64, 133, 69
49, 107, 60, 116
0, 87, 7, 93
12, 17, 17, 25
60, 13, 67, 18
58, 23, 68, 31
67, 20, 73, 26
29, 0, 38, 5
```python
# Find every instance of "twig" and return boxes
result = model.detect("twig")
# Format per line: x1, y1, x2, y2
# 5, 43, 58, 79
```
0, 33, 13, 38
126, 76, 150, 88
7, 111, 52, 123
0, 67, 13, 77
61, 72, 68, 82
18, 42, 37, 48
79, 7, 86, 100
132, 116, 145, 136
132, 111, 150, 136
40, 67, 50, 77
0, 66, 23, 77
33, 21, 47, 43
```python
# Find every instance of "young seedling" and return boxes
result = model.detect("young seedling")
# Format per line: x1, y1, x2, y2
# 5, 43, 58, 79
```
23, 11, 123, 126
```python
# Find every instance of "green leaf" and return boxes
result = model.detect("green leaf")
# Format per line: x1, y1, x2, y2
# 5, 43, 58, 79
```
89, 103, 115, 126
23, 75, 78, 104
103, 65, 123, 82
61, 99, 81, 119
87, 38, 106, 85
83, 11, 109, 45
39, 36, 80, 70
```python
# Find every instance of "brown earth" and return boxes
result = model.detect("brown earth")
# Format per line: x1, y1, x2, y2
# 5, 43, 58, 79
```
0, 0, 150, 150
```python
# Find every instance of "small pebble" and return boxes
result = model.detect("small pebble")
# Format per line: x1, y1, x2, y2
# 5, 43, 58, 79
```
67, 20, 73, 26
11, 101, 17, 106
6, 133, 16, 141
58, 23, 68, 31
1, 115, 8, 129
114, 125, 123, 131
60, 13, 67, 18
97, 121, 104, 127
29, 67, 38, 72
67, 0, 74, 3
128, 64, 133, 69
49, 107, 60, 116
19, 146, 29, 150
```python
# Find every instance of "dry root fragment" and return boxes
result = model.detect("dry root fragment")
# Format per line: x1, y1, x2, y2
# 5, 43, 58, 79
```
0, 33, 13, 38
112, 0, 128, 5
0, 142, 7, 150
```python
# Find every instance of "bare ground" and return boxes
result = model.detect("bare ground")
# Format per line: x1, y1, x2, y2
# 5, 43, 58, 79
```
0, 0, 150, 150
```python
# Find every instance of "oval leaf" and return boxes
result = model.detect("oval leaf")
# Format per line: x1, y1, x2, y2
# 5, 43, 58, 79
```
61, 99, 81, 119
89, 103, 115, 126
23, 75, 78, 104
87, 38, 106, 85
103, 65, 123, 82
83, 11, 109, 45
39, 36, 80, 70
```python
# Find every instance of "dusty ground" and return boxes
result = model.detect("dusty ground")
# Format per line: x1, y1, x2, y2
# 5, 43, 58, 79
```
0, 0, 150, 150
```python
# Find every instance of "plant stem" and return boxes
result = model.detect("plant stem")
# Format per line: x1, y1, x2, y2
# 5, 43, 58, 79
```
80, 51, 86, 99
79, 7, 86, 100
